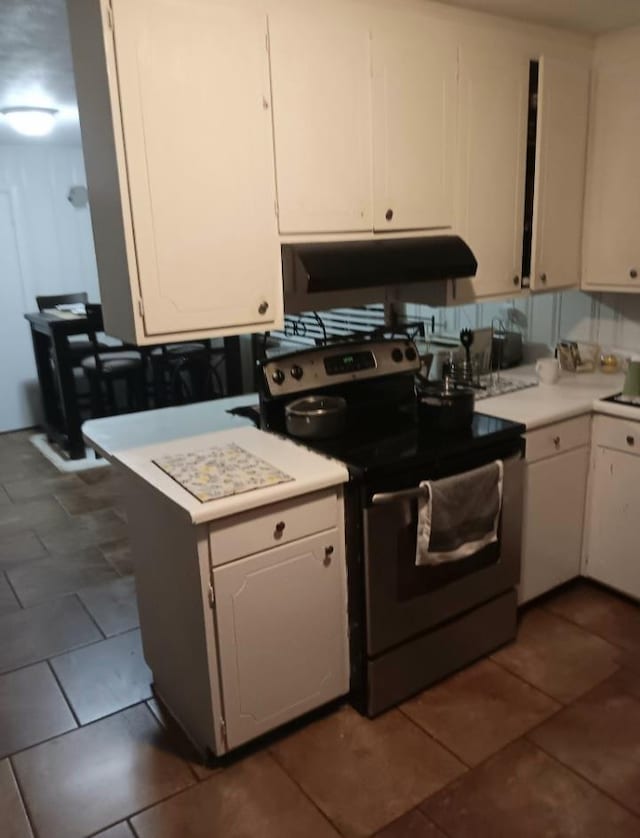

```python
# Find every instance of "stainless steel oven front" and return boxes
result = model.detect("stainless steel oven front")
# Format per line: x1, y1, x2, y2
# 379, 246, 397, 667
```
357, 447, 524, 715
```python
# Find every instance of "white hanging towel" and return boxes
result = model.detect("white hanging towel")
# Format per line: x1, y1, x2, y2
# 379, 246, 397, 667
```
415, 460, 504, 566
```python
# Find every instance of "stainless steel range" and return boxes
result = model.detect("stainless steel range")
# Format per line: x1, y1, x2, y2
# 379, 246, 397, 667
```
259, 337, 525, 716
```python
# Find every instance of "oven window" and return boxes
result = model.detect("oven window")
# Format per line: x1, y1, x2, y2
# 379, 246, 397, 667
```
395, 499, 501, 600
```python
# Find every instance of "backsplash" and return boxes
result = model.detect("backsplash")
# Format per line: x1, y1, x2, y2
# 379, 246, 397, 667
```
406, 290, 640, 358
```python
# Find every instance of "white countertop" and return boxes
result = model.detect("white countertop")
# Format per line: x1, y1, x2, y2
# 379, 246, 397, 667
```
477, 367, 629, 429
83, 394, 259, 457
100, 425, 348, 524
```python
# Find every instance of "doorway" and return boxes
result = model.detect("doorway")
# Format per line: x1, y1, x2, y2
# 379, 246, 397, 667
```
0, 188, 38, 431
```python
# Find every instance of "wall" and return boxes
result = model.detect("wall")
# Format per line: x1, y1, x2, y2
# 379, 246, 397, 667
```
0, 142, 99, 431
406, 289, 640, 359
0, 143, 99, 305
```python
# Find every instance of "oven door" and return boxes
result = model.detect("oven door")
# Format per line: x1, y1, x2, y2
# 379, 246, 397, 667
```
363, 453, 523, 657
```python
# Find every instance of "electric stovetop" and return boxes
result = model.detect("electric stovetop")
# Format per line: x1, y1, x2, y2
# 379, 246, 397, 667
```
284, 410, 526, 482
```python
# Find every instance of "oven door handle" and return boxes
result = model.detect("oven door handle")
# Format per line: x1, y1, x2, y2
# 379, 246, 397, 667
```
370, 454, 523, 506
371, 486, 427, 505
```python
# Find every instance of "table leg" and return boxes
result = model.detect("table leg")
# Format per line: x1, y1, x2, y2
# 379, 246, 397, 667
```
29, 327, 62, 441
51, 330, 85, 459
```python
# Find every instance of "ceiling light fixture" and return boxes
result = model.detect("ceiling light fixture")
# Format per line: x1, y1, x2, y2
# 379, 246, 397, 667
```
1, 107, 58, 137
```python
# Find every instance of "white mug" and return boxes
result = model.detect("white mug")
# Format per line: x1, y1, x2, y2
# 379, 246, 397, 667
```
536, 357, 560, 385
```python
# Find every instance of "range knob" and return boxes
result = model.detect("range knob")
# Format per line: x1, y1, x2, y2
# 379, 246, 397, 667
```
391, 348, 403, 363
290, 365, 303, 380
405, 346, 417, 362
271, 369, 285, 385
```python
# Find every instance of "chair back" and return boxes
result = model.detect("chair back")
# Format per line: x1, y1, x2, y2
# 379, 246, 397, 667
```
84, 303, 106, 372
36, 292, 88, 311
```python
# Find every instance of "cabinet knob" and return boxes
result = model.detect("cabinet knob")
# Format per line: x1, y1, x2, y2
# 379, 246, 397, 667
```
513, 275, 520, 287
274, 521, 286, 538
258, 301, 269, 315
540, 272, 547, 284
553, 435, 561, 448
385, 208, 393, 221
323, 545, 334, 566
627, 435, 635, 446
630, 269, 638, 279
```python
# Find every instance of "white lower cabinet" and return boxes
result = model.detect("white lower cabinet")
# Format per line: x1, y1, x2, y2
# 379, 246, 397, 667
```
583, 416, 640, 600
126, 482, 348, 756
213, 529, 348, 750
519, 417, 590, 604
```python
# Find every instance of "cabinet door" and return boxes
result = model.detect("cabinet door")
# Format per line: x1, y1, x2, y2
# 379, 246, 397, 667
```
371, 12, 457, 232
585, 445, 640, 599
455, 47, 528, 299
530, 57, 590, 292
111, 0, 282, 336
268, 6, 372, 234
519, 446, 589, 604
583, 57, 640, 290
213, 530, 349, 750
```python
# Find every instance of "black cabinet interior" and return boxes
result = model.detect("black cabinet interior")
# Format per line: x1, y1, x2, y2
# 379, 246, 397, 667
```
521, 60, 540, 284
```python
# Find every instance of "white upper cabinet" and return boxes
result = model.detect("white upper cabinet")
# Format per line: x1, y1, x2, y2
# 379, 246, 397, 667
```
68, 0, 283, 344
453, 46, 528, 300
582, 40, 640, 292
371, 11, 457, 232
268, 6, 373, 235
269, 3, 457, 238
530, 57, 590, 292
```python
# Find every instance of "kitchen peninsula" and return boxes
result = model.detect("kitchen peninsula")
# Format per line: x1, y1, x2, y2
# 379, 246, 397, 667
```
85, 361, 635, 756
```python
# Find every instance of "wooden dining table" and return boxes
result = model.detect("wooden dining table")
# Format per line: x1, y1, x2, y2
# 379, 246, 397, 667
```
24, 308, 245, 460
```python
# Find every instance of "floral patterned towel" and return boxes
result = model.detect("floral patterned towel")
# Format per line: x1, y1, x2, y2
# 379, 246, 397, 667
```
153, 443, 294, 503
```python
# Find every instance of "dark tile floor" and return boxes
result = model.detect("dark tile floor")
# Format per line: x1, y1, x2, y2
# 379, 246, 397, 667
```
2, 428, 640, 837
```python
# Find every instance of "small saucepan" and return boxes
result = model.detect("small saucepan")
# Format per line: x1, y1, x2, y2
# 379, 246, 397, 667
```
285, 395, 347, 439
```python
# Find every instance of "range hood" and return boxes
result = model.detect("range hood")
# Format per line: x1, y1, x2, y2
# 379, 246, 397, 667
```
284, 235, 477, 293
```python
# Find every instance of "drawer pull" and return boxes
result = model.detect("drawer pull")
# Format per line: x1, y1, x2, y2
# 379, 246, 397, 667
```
553, 436, 561, 448
627, 435, 635, 447
274, 521, 286, 538
323, 545, 334, 566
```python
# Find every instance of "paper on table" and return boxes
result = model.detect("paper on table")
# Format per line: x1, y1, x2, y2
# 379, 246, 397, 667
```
153, 442, 294, 502
42, 305, 85, 319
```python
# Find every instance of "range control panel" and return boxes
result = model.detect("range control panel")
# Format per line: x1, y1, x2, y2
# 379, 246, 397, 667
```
261, 338, 421, 398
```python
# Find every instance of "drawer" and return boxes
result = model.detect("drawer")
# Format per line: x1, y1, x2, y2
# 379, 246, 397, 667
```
593, 415, 640, 455
525, 415, 591, 463
209, 488, 338, 566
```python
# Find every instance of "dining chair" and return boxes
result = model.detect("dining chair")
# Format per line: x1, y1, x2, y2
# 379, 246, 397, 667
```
150, 340, 225, 406
80, 304, 148, 416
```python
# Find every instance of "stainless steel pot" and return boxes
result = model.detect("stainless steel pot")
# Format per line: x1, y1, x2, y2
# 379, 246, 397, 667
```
285, 395, 347, 439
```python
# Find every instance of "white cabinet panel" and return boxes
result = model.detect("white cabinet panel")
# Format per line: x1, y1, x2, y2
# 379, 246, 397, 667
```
371, 12, 457, 232
454, 47, 528, 299
585, 441, 640, 600
269, 7, 373, 234
583, 56, 640, 291
530, 57, 589, 292
213, 530, 349, 750
519, 445, 589, 604
111, 0, 282, 336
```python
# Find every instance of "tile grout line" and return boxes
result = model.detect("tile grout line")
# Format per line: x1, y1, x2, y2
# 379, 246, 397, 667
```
266, 747, 352, 838
539, 603, 639, 656
0, 618, 144, 681
143, 697, 202, 784
1, 568, 23, 611
487, 654, 575, 706
396, 705, 473, 769
8, 753, 39, 838
73, 590, 108, 640
45, 658, 82, 729
525, 734, 640, 824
